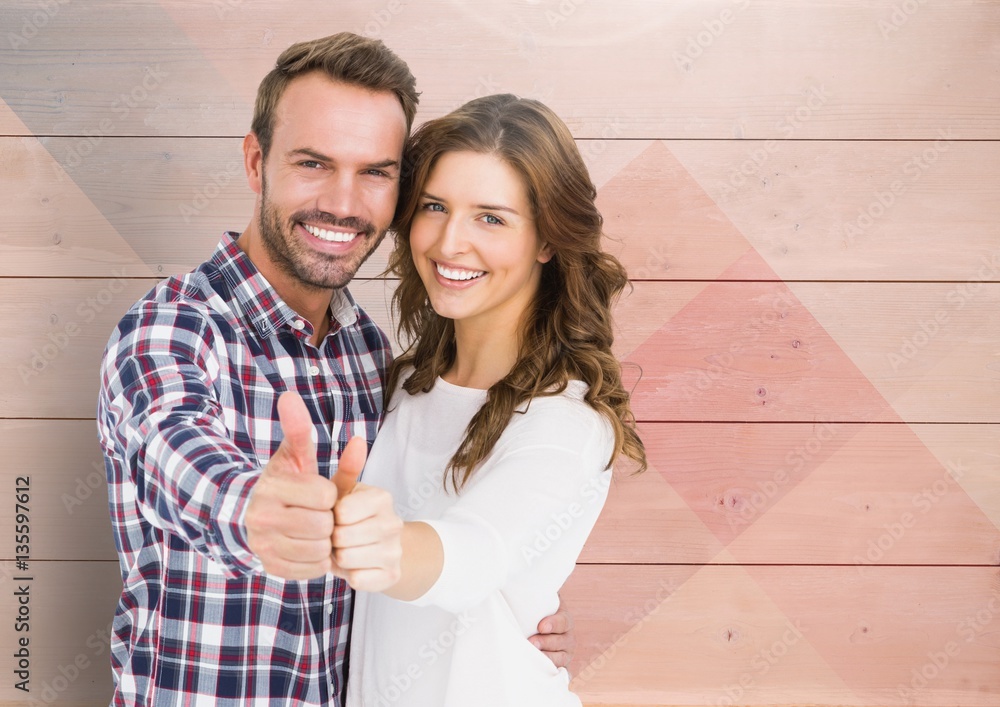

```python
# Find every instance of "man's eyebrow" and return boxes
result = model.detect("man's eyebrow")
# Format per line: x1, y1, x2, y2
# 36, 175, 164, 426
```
366, 158, 400, 170
286, 150, 399, 171
287, 148, 331, 162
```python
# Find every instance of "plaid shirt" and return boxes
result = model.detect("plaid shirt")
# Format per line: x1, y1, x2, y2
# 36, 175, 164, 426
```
96, 233, 391, 706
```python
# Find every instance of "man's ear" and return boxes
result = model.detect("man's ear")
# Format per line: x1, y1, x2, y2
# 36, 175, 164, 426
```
243, 132, 264, 196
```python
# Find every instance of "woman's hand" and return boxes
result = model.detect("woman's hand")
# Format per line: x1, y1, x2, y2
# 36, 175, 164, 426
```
329, 437, 404, 592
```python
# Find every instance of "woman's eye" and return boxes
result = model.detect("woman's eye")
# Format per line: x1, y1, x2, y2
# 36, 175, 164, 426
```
483, 214, 504, 226
422, 202, 445, 212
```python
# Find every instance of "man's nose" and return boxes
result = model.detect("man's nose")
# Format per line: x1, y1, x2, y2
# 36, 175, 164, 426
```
317, 172, 361, 220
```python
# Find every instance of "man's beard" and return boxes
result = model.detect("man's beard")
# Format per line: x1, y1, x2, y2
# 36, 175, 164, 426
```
258, 174, 387, 291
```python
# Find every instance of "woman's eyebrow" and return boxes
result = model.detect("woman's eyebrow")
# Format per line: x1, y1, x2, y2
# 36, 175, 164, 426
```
475, 203, 519, 215
421, 192, 521, 216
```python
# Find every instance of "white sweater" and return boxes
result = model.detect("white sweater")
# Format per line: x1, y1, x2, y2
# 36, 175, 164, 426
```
346, 377, 614, 707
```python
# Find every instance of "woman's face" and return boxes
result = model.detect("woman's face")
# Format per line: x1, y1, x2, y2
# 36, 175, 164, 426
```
409, 150, 552, 334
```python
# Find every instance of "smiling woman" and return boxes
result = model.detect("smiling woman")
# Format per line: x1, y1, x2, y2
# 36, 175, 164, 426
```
341, 93, 646, 707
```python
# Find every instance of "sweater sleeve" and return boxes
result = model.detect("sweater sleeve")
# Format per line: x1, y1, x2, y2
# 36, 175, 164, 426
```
405, 400, 614, 614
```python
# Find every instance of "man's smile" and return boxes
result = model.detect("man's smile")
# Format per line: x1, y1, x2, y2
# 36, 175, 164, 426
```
302, 222, 362, 244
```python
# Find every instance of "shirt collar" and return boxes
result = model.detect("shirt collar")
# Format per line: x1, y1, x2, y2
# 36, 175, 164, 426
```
210, 231, 359, 339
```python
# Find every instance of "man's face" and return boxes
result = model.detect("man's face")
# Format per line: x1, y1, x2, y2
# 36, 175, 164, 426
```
253, 72, 407, 290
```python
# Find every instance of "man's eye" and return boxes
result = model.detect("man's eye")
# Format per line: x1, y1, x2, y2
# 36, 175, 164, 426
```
300, 160, 322, 169
366, 169, 390, 177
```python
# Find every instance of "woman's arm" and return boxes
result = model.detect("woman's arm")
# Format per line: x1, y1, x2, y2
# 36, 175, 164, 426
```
331, 401, 612, 610
384, 521, 444, 600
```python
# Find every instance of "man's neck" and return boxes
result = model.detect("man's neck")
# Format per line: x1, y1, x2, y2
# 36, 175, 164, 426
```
236, 224, 333, 347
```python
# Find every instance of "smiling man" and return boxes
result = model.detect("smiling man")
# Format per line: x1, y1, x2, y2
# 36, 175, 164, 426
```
96, 32, 572, 706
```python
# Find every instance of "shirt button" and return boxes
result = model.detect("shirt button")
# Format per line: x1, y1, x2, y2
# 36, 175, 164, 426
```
292, 319, 305, 330
309, 365, 320, 376
326, 603, 333, 615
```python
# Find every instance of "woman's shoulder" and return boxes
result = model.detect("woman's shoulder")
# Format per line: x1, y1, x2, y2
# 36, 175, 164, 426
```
502, 380, 615, 456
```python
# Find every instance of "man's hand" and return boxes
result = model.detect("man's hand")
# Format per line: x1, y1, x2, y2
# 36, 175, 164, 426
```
330, 437, 404, 592
529, 595, 575, 670
245, 391, 338, 580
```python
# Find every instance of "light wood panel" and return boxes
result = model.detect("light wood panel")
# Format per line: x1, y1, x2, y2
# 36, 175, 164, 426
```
4, 279, 998, 422
1, 1, 998, 139
580, 423, 1000, 566
619, 282, 1000, 423
564, 565, 1000, 706
4, 136, 998, 282
7, 421, 996, 567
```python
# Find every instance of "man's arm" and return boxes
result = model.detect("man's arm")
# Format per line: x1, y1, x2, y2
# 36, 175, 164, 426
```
99, 301, 336, 579
529, 596, 575, 670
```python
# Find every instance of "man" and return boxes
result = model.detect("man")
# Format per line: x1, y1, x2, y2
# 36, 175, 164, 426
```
97, 32, 572, 706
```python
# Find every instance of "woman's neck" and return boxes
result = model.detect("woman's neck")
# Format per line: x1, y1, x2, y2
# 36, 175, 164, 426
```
442, 319, 521, 390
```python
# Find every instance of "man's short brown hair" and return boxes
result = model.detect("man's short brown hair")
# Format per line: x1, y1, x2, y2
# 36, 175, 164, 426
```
251, 32, 419, 158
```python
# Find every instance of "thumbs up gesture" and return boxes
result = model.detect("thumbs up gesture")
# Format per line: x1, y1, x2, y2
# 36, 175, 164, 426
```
330, 437, 404, 592
246, 392, 338, 579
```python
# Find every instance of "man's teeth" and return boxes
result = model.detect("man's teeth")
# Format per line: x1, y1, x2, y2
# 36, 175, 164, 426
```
303, 223, 358, 243
436, 263, 485, 281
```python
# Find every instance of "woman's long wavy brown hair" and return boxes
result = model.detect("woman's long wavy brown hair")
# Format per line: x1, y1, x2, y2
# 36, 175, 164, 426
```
386, 93, 647, 490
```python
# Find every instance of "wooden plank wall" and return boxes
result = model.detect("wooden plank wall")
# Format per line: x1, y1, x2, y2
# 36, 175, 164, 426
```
1, 1, 998, 705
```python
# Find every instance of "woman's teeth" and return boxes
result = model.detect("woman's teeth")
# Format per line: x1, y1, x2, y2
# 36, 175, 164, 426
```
436, 263, 485, 281
304, 223, 358, 243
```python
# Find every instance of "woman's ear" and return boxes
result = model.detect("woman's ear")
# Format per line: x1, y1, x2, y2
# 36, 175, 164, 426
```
537, 242, 554, 264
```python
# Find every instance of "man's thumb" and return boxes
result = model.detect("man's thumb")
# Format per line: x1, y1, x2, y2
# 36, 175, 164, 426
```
276, 391, 318, 474
333, 436, 367, 498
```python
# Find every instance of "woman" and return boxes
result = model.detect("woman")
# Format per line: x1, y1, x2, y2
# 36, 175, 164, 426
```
343, 94, 646, 706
